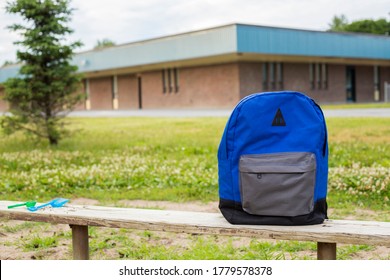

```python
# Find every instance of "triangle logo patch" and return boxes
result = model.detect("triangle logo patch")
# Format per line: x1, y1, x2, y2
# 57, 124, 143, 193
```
272, 108, 286, 126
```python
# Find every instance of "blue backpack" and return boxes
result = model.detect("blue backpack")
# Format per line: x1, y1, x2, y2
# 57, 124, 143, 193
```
218, 91, 328, 225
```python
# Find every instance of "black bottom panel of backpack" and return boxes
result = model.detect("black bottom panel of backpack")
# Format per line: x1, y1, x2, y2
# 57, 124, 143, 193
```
219, 198, 328, 226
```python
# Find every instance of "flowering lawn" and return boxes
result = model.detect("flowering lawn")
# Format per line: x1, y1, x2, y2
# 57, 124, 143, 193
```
0, 117, 389, 219
0, 116, 389, 259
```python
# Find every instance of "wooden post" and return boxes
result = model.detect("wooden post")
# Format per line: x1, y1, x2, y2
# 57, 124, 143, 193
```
317, 242, 336, 260
70, 225, 89, 260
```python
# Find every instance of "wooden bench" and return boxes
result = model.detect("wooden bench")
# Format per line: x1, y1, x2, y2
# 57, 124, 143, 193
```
1, 200, 389, 260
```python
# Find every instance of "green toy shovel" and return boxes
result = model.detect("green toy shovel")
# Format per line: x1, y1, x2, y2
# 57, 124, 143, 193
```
8, 200, 37, 209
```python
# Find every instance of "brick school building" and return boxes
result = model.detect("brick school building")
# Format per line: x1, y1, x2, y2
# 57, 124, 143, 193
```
1, 23, 390, 111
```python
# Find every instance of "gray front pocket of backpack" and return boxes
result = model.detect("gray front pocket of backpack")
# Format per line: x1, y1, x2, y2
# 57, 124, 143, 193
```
239, 152, 316, 217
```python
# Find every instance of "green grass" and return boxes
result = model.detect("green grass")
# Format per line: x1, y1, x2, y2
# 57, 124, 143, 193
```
23, 235, 58, 250
2, 221, 38, 233
0, 117, 388, 209
0, 117, 225, 203
337, 245, 374, 260
87, 230, 379, 260
0, 116, 389, 259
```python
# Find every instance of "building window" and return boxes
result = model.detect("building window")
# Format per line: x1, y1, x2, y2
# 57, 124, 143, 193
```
263, 62, 283, 91
309, 64, 314, 89
316, 63, 321, 89
269, 63, 275, 90
168, 69, 172, 92
276, 63, 283, 89
310, 63, 328, 90
322, 64, 328, 89
173, 68, 179, 93
262, 63, 268, 91
162, 70, 167, 93
162, 68, 180, 94
374, 66, 380, 91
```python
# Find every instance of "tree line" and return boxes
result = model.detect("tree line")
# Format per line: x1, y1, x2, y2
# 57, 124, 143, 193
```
328, 14, 390, 35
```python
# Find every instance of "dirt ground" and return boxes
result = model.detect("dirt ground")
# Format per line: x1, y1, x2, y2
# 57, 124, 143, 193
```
1, 199, 389, 260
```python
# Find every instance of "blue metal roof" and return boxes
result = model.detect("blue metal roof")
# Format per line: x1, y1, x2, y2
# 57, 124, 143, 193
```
236, 24, 390, 60
1, 23, 390, 83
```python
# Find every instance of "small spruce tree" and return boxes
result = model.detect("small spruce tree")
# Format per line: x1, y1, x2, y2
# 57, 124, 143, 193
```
2, 0, 84, 145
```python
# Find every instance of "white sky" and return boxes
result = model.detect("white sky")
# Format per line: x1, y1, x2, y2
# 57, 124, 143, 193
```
0, 0, 389, 64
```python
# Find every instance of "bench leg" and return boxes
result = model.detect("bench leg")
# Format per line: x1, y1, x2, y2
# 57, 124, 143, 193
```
70, 225, 89, 260
317, 242, 336, 260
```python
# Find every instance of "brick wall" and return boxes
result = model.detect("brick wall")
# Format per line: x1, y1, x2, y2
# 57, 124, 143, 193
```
238, 63, 262, 99
283, 63, 346, 104
326, 64, 347, 103
355, 66, 374, 102
81, 63, 389, 110
139, 71, 161, 108
89, 77, 113, 110
283, 63, 309, 94
118, 74, 139, 109
141, 63, 240, 109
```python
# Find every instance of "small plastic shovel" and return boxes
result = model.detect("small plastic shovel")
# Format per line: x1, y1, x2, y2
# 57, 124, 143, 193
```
8, 200, 37, 209
27, 198, 69, 212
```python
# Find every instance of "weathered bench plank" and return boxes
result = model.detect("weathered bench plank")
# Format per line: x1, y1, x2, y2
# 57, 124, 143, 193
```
1, 201, 389, 245
1, 201, 389, 260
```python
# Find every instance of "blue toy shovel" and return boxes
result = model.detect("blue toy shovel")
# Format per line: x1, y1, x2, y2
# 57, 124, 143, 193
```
27, 198, 69, 212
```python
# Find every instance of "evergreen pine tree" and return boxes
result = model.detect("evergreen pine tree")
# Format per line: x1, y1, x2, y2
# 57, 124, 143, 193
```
2, 0, 84, 145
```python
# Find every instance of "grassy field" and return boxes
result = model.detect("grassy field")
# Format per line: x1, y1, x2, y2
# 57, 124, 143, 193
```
0, 116, 389, 259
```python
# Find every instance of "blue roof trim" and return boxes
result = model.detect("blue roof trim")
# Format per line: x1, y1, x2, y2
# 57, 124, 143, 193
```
73, 24, 237, 73
236, 24, 390, 59
0, 65, 20, 84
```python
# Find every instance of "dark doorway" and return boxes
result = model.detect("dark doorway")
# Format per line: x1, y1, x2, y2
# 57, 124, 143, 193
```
137, 76, 142, 109
346, 66, 356, 102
